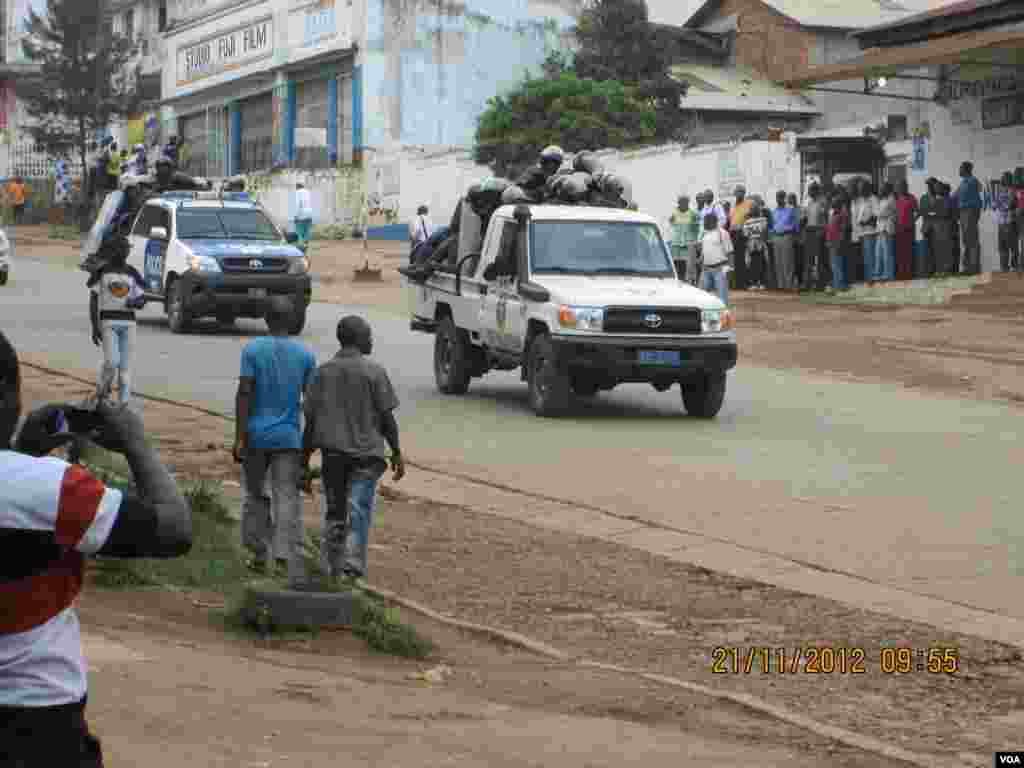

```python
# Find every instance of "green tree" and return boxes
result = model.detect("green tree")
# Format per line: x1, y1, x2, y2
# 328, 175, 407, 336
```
573, 0, 688, 141
16, 0, 140, 223
474, 71, 657, 177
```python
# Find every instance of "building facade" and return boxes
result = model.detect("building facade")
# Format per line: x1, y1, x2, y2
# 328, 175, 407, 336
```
156, 0, 576, 228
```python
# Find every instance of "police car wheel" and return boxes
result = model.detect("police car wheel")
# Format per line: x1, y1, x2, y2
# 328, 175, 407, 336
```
166, 279, 191, 334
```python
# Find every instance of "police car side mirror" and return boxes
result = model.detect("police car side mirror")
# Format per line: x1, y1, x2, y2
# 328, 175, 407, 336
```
285, 232, 299, 244
150, 226, 168, 240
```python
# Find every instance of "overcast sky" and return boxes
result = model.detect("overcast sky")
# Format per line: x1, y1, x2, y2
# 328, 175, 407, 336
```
645, 0, 961, 27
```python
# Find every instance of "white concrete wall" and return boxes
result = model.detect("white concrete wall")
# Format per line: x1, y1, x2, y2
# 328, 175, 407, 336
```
366, 139, 801, 238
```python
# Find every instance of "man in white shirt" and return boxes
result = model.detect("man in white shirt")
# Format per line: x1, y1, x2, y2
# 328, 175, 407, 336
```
0, 329, 192, 765
409, 205, 432, 252
293, 182, 314, 250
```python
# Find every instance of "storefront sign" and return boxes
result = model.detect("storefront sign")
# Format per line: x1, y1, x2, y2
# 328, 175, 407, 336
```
982, 91, 1024, 130
717, 150, 745, 199
177, 17, 274, 87
288, 0, 352, 52
938, 75, 1024, 102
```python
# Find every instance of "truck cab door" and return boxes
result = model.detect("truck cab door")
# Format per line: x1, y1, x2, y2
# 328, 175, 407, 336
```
479, 219, 523, 352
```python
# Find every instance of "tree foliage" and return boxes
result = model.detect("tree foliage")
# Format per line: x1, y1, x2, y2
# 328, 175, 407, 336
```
474, 71, 657, 178
472, 1, 685, 176
15, 0, 139, 193
574, 0, 688, 141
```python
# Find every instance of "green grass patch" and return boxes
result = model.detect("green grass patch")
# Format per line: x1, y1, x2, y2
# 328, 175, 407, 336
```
90, 475, 251, 593
48, 224, 82, 241
84, 445, 434, 658
351, 592, 434, 659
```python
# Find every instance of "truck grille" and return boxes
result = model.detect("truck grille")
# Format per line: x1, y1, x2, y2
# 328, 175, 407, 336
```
221, 256, 289, 274
604, 307, 701, 335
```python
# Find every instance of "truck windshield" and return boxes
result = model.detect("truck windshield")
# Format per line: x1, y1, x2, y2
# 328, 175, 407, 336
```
177, 208, 281, 240
530, 221, 674, 277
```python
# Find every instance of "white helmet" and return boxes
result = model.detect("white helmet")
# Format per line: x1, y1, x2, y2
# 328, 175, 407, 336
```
540, 145, 565, 165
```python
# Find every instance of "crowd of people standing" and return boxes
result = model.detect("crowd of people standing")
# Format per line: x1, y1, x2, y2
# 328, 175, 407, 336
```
668, 161, 1023, 304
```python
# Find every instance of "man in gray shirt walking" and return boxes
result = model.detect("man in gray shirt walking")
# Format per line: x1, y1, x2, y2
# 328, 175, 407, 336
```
801, 182, 827, 291
302, 316, 405, 580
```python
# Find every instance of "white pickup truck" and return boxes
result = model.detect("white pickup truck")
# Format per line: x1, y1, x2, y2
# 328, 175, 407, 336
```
405, 203, 737, 417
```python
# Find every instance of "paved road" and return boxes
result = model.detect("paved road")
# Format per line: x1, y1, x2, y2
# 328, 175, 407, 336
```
5, 250, 1024, 620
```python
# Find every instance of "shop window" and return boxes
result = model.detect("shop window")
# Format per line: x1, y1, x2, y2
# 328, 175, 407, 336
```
179, 112, 209, 177
295, 78, 329, 170
239, 93, 274, 173
124, 9, 134, 42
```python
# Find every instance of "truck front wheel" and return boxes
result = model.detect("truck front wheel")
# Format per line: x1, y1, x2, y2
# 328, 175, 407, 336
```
681, 371, 727, 419
434, 316, 472, 394
528, 334, 571, 417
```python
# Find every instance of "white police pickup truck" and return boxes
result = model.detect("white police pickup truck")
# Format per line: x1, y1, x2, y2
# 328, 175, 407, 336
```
406, 204, 737, 417
127, 191, 311, 334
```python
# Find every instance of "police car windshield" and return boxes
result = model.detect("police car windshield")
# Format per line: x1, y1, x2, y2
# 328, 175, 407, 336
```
530, 221, 674, 277
177, 208, 281, 240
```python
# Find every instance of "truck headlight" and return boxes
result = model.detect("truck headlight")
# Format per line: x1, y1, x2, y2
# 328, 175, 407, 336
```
702, 308, 735, 333
558, 305, 604, 332
288, 256, 310, 275
187, 254, 221, 273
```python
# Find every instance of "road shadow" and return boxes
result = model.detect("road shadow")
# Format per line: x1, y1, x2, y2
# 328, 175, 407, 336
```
458, 383, 693, 422
137, 316, 270, 338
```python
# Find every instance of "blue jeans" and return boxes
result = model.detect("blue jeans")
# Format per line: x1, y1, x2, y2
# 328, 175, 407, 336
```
875, 235, 895, 281
828, 241, 847, 290
700, 266, 728, 305
322, 452, 387, 578
97, 320, 136, 404
861, 235, 878, 281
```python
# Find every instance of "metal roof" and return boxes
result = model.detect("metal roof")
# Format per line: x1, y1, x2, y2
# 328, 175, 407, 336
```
855, 0, 1014, 36
784, 23, 1024, 86
671, 65, 822, 113
684, 0, 913, 30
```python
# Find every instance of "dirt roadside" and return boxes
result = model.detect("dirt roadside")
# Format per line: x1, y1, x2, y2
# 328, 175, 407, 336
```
16, 231, 1024, 407
20, 361, 1019, 767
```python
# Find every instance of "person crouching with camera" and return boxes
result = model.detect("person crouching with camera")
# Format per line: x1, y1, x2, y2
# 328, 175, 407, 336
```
0, 329, 192, 767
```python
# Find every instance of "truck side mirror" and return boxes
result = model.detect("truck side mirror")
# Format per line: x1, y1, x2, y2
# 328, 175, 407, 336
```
149, 226, 168, 240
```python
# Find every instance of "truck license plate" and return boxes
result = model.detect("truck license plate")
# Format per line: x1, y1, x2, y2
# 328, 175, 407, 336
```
248, 288, 268, 298
638, 350, 682, 366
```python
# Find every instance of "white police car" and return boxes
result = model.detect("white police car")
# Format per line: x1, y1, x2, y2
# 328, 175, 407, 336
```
126, 191, 311, 334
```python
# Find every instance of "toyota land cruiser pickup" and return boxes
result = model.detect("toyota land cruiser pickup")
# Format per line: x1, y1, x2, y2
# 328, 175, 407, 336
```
405, 204, 737, 417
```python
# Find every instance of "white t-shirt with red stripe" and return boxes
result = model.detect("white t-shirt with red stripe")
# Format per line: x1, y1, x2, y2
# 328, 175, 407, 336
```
0, 451, 122, 707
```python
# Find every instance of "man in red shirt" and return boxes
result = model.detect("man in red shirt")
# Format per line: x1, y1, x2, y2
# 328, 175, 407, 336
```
1, 329, 191, 766
894, 180, 918, 280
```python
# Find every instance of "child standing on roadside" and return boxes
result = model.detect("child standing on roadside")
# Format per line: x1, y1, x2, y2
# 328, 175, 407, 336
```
88, 237, 145, 406
826, 195, 851, 293
742, 200, 769, 290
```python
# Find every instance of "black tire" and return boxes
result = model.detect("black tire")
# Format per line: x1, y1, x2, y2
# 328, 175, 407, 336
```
286, 306, 307, 336
528, 334, 571, 417
571, 377, 600, 398
681, 371, 727, 418
434, 316, 472, 394
166, 279, 191, 334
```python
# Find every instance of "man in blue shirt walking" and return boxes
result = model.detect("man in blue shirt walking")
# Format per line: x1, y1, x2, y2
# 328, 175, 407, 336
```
234, 297, 317, 585
956, 161, 983, 274
771, 191, 800, 291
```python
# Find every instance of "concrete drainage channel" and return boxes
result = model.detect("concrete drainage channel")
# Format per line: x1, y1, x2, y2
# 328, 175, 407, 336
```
23, 360, 978, 768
